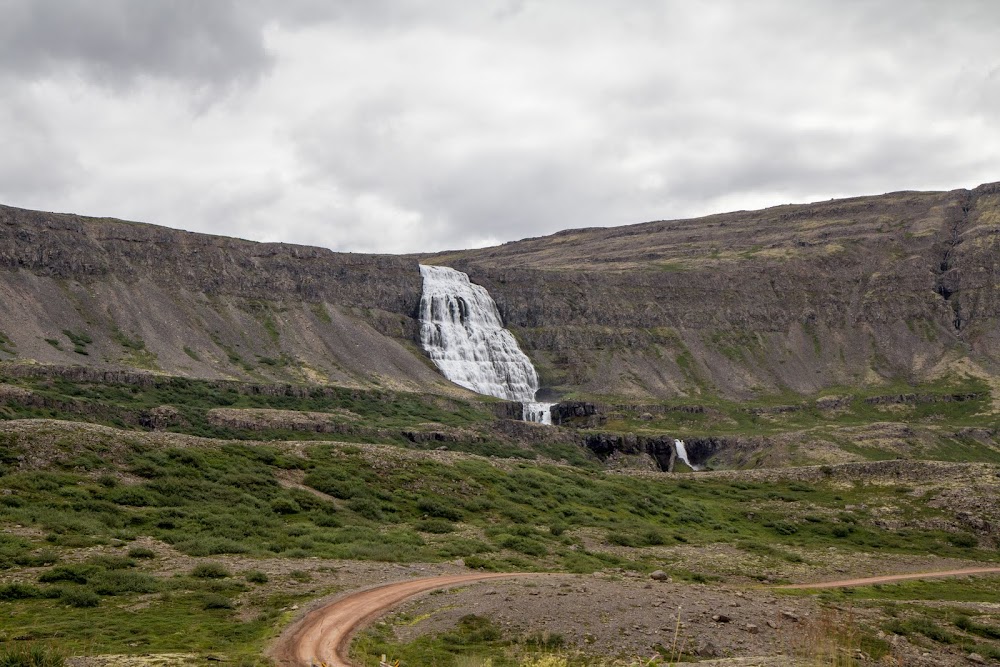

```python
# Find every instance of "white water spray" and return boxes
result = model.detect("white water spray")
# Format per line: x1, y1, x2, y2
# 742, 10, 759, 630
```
674, 439, 701, 471
418, 265, 554, 424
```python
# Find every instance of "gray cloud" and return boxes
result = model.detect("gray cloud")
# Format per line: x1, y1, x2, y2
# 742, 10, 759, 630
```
0, 89, 82, 200
0, 1, 998, 253
0, 0, 272, 90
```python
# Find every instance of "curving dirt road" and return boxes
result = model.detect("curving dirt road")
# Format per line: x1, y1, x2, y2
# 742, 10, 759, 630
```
773, 566, 1000, 590
270, 572, 539, 667
270, 566, 1000, 667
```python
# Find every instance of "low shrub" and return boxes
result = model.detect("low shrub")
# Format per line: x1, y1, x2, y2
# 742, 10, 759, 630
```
127, 546, 156, 559
86, 555, 136, 570
60, 587, 100, 608
39, 565, 92, 584
0, 583, 44, 600
191, 562, 231, 579
202, 593, 234, 610
90, 571, 160, 595
948, 533, 977, 548
0, 645, 65, 667
13, 551, 59, 567
245, 570, 269, 584
270, 498, 302, 515
417, 498, 463, 522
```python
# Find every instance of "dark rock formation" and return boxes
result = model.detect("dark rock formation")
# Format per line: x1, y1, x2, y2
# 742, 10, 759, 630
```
0, 205, 449, 393
581, 432, 677, 471
551, 402, 601, 425
434, 182, 1000, 400
5, 182, 1000, 402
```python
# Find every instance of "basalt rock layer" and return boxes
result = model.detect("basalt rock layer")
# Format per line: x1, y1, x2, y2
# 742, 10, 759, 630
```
3, 182, 1000, 402
428, 182, 1000, 400
0, 205, 456, 394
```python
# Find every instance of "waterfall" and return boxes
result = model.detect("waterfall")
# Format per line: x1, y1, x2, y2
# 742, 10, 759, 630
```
674, 439, 701, 471
522, 401, 553, 426
418, 265, 553, 424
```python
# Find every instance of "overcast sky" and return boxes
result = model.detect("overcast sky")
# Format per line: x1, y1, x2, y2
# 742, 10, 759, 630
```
1, 1, 998, 254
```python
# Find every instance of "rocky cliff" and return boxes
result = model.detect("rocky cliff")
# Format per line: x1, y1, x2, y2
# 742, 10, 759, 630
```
428, 182, 1000, 400
0, 205, 456, 393
3, 182, 1000, 403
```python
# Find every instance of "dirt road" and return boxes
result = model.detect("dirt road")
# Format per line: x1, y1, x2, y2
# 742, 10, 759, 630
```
270, 572, 538, 667
270, 566, 1000, 667
774, 566, 1000, 590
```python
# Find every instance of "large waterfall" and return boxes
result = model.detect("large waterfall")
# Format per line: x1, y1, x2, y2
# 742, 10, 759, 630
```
418, 265, 554, 424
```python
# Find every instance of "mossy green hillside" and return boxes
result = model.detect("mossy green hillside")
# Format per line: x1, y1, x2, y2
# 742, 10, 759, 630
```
584, 376, 995, 438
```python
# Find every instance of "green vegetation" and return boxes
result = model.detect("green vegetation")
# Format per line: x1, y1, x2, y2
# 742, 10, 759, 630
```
111, 328, 146, 351
707, 329, 763, 363
311, 302, 333, 324
353, 613, 541, 667
191, 562, 231, 579
1, 430, 995, 576
779, 576, 1000, 661
111, 328, 159, 369
0, 372, 496, 444
211, 333, 254, 372
0, 331, 15, 355
585, 375, 1000, 464
880, 607, 1000, 661
1, 372, 998, 662
0, 645, 64, 667
784, 575, 1000, 604
60, 330, 92, 356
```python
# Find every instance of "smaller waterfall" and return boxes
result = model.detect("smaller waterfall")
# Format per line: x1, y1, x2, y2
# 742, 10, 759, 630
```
522, 401, 555, 425
674, 439, 702, 471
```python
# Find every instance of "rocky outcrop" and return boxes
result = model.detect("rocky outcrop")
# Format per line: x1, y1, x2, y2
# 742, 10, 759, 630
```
5, 182, 1000, 402
581, 433, 677, 471
0, 205, 421, 315
551, 402, 601, 426
140, 405, 185, 431
862, 392, 985, 406
0, 205, 454, 393
435, 182, 1000, 400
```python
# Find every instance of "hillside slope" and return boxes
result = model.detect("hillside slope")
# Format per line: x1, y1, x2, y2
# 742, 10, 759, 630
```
3, 182, 999, 403
0, 205, 460, 395
428, 182, 1000, 400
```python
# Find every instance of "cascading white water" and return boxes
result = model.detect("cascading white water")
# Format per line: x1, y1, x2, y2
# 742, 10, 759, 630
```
522, 401, 553, 426
674, 439, 701, 471
418, 265, 554, 424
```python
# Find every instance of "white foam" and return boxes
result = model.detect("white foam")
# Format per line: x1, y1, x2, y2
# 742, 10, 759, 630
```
418, 265, 552, 424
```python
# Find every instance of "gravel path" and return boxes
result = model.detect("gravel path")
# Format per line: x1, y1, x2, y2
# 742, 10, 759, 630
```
270, 565, 1000, 667
773, 566, 1000, 590
270, 573, 540, 667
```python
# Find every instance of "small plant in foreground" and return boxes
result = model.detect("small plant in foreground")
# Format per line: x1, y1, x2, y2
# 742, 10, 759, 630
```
127, 546, 156, 559
0, 645, 64, 667
60, 587, 100, 608
245, 570, 269, 584
202, 593, 235, 610
191, 562, 231, 579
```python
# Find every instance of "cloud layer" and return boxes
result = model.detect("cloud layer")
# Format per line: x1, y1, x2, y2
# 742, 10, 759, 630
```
1, 1, 998, 253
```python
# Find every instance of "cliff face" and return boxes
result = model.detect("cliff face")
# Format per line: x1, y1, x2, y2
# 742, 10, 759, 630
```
428, 182, 1000, 400
0, 205, 459, 393
3, 182, 1000, 402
